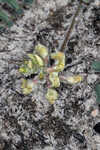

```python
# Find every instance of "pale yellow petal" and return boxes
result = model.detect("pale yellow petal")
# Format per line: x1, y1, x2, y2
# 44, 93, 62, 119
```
28, 54, 36, 60
21, 79, 34, 95
49, 72, 60, 88
34, 54, 44, 67
46, 88, 58, 104
66, 75, 83, 84
27, 60, 33, 69
50, 52, 65, 72
35, 44, 48, 59
39, 71, 44, 80
28, 53, 44, 67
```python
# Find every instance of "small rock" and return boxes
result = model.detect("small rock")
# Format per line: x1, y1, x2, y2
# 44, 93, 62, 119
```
93, 122, 100, 134
91, 109, 99, 117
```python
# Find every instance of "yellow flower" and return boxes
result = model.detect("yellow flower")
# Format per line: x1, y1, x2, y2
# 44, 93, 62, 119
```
66, 75, 83, 84
49, 72, 60, 88
28, 54, 44, 67
39, 71, 44, 80
50, 52, 65, 72
46, 88, 58, 104
19, 67, 25, 73
35, 44, 48, 59
21, 79, 34, 94
27, 60, 33, 69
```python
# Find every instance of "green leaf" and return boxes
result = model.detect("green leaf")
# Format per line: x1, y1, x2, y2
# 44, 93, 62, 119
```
0, 10, 13, 27
91, 61, 100, 72
95, 84, 100, 103
5, 0, 23, 14
19, 60, 38, 76
0, 26, 5, 32
28, 54, 44, 67
24, 0, 33, 4
19, 54, 44, 76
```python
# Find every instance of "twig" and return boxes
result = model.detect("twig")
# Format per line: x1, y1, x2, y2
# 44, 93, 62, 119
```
64, 60, 83, 70
58, 0, 82, 53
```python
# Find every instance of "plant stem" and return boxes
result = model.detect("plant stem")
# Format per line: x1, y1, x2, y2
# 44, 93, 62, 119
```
58, 0, 82, 53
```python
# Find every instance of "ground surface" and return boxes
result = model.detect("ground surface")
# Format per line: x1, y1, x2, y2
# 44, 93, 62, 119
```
0, 0, 100, 150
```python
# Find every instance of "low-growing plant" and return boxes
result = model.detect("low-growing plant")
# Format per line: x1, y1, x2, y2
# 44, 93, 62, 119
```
19, 0, 90, 104
19, 43, 83, 104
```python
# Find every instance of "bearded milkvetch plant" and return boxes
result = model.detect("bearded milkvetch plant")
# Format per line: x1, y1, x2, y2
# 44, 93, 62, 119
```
19, 44, 83, 104
19, 0, 91, 103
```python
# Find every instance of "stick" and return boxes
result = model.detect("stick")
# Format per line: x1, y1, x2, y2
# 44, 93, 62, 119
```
58, 0, 82, 52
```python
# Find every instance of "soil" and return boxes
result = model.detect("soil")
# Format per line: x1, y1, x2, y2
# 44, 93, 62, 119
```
0, 0, 100, 150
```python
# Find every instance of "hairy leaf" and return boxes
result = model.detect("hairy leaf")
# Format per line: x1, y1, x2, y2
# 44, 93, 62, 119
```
35, 44, 48, 59
50, 52, 65, 72
49, 72, 60, 88
46, 88, 58, 104
66, 75, 83, 84
21, 79, 34, 94
34, 55, 44, 67
19, 53, 44, 76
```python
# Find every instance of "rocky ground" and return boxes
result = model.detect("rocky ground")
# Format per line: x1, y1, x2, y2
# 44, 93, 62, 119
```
0, 0, 100, 149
